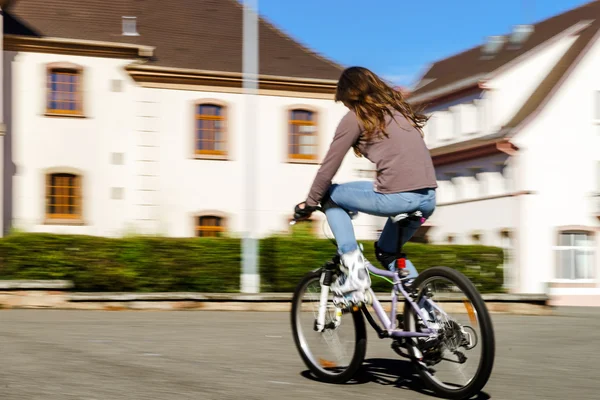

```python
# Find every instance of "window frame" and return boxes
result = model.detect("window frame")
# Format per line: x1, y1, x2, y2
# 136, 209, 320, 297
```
286, 105, 320, 164
43, 168, 84, 225
552, 227, 597, 282
192, 100, 229, 160
193, 211, 228, 237
45, 62, 85, 117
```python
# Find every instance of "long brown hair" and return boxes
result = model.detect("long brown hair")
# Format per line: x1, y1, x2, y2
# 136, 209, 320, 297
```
335, 66, 428, 156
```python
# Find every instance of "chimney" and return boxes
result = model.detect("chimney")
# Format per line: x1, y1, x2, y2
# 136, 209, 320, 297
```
481, 35, 506, 59
508, 24, 534, 49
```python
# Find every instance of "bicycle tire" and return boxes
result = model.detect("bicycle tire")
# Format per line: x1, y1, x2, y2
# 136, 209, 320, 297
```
291, 270, 367, 384
403, 266, 495, 399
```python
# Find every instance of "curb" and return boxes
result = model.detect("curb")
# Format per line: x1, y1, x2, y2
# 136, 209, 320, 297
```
0, 280, 552, 315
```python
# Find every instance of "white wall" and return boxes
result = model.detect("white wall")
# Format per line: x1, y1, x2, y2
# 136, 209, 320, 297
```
424, 91, 485, 148
427, 195, 518, 246
424, 32, 579, 150
487, 34, 578, 131
428, 153, 517, 244
10, 51, 139, 236
8, 50, 382, 240
511, 31, 600, 293
433, 153, 513, 204
418, 28, 600, 294
147, 86, 356, 238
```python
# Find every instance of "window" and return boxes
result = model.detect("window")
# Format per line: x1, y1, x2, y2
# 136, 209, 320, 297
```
496, 163, 511, 193
46, 173, 82, 220
426, 113, 436, 144
451, 106, 461, 137
471, 168, 487, 197
462, 103, 477, 135
446, 173, 460, 201
47, 65, 82, 115
436, 110, 452, 141
554, 231, 595, 280
195, 215, 225, 237
476, 99, 485, 133
288, 109, 317, 161
195, 103, 227, 157
122, 16, 139, 36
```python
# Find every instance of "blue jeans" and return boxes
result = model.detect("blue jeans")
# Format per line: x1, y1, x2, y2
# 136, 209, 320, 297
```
324, 181, 436, 277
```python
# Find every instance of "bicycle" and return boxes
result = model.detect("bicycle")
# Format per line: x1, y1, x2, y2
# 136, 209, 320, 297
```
290, 207, 495, 400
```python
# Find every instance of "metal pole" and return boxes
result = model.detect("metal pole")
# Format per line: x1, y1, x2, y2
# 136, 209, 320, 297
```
0, 7, 5, 237
241, 0, 259, 293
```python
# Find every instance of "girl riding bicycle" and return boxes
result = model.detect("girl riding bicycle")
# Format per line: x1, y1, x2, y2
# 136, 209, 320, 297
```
294, 66, 437, 302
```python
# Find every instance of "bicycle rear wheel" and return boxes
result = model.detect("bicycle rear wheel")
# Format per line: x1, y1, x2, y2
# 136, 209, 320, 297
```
291, 269, 367, 383
403, 266, 495, 399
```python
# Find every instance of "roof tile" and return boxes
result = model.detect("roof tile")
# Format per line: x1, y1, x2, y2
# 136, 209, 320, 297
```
5, 0, 344, 80
411, 0, 600, 98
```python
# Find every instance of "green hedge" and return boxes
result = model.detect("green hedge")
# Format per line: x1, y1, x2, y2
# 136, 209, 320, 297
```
0, 233, 505, 293
260, 235, 505, 293
0, 233, 241, 292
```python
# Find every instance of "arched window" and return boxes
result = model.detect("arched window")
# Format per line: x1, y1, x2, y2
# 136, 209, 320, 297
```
195, 102, 227, 158
46, 172, 82, 219
288, 108, 317, 161
195, 215, 226, 237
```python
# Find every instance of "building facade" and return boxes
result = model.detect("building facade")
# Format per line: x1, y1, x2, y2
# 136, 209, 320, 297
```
0, 0, 381, 242
409, 1, 600, 304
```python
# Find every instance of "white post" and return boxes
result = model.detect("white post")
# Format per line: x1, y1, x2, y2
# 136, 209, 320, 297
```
241, 0, 259, 293
0, 7, 5, 237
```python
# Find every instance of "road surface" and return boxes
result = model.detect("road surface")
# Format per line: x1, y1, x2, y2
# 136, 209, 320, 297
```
1, 308, 599, 399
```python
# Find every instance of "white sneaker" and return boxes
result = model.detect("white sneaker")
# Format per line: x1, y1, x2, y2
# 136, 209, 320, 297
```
330, 248, 372, 296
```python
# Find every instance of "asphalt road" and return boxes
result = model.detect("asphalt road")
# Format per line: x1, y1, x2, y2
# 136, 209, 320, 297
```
1, 308, 599, 400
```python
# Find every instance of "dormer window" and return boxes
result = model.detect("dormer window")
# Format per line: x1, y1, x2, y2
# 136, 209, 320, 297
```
122, 16, 139, 36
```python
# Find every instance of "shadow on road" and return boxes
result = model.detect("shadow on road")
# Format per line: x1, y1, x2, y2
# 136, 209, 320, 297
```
301, 358, 491, 399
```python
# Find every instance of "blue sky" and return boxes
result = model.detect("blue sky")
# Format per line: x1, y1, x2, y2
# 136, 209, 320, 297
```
258, 0, 593, 87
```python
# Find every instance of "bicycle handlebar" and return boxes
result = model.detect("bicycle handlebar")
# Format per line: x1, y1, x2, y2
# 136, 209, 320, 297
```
289, 206, 323, 226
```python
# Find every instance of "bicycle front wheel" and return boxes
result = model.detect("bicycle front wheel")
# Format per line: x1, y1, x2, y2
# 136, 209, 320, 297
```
403, 266, 495, 399
291, 270, 367, 383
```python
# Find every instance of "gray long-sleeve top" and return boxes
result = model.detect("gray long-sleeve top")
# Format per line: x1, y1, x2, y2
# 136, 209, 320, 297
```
305, 109, 437, 206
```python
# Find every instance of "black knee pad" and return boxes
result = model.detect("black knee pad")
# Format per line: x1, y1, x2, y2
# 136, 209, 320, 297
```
374, 241, 396, 268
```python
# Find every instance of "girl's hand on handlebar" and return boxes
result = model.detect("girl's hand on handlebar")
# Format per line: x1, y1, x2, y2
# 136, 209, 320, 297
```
293, 201, 318, 221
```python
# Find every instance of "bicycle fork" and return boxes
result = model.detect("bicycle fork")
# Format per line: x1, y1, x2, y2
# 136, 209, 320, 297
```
315, 267, 342, 332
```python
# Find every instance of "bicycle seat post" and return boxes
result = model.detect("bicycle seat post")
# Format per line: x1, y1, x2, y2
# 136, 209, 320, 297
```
395, 221, 408, 278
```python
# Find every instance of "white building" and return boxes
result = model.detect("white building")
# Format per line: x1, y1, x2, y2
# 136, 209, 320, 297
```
0, 0, 380, 242
409, 1, 600, 305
